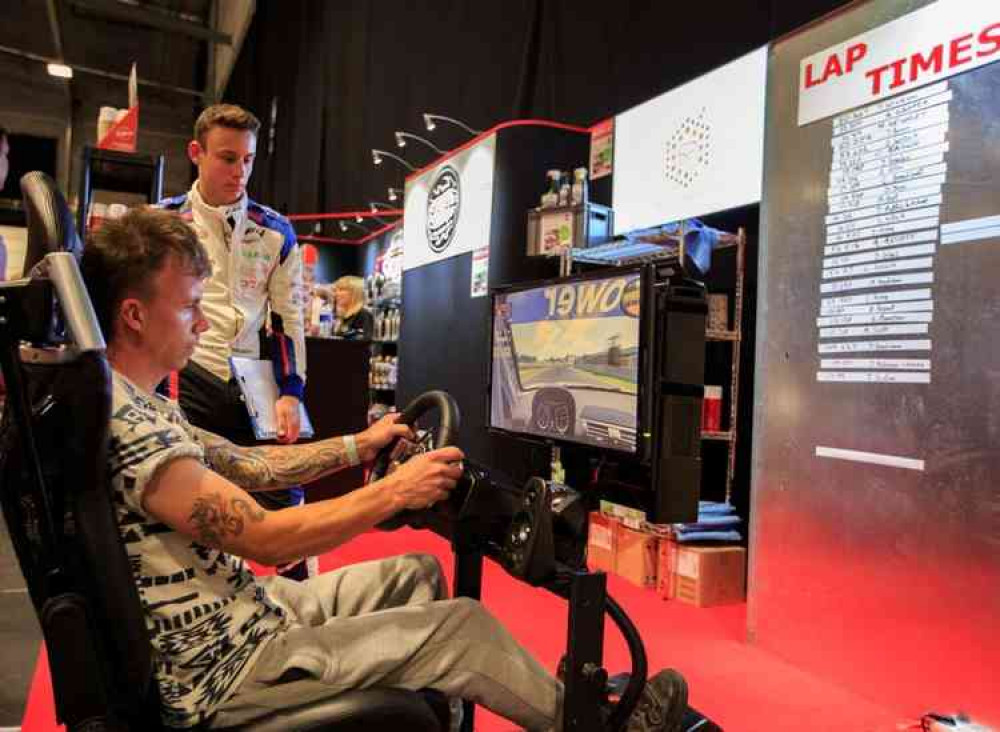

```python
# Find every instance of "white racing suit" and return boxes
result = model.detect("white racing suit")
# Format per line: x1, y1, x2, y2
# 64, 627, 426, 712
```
159, 183, 307, 401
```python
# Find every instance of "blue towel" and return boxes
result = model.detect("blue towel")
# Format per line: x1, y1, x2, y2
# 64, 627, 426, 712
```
674, 530, 743, 543
623, 218, 723, 277
675, 516, 742, 532
697, 501, 735, 515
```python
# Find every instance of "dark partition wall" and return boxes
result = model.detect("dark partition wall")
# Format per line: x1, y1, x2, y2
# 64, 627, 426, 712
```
752, 0, 1000, 721
399, 125, 589, 484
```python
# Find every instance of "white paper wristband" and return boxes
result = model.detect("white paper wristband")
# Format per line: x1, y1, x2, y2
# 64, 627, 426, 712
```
343, 434, 361, 466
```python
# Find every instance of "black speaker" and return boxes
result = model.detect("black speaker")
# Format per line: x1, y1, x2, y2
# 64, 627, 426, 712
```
500, 477, 556, 585
651, 281, 707, 524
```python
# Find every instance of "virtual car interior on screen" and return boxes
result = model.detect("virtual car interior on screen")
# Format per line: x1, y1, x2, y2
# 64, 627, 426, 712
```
491, 274, 641, 453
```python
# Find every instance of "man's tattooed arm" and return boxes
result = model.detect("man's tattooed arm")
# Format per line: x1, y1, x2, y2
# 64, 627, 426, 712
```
192, 427, 352, 492
188, 492, 266, 547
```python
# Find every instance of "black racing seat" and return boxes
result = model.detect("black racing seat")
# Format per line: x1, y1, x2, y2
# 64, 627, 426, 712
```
0, 172, 446, 732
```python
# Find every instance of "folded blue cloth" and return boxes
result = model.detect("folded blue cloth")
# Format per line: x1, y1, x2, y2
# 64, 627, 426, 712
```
675, 515, 742, 532
697, 501, 735, 515
623, 218, 723, 277
674, 530, 743, 543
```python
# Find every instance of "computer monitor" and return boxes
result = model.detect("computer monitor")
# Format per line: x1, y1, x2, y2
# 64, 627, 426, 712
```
489, 269, 646, 454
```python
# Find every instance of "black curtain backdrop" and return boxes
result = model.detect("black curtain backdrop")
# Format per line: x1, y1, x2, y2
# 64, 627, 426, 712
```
226, 0, 854, 227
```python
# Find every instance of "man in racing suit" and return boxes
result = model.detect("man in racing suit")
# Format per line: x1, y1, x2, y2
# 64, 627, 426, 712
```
160, 104, 311, 579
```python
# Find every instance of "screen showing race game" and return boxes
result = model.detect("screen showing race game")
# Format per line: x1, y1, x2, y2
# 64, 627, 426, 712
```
490, 271, 642, 453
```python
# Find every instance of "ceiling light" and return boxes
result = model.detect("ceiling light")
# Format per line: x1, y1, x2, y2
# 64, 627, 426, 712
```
47, 63, 73, 79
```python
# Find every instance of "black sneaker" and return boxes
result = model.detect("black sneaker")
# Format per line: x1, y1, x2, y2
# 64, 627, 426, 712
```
625, 668, 689, 732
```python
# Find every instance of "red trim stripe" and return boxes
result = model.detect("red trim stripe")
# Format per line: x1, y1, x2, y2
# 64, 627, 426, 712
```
168, 371, 179, 400
298, 220, 402, 246
287, 210, 403, 222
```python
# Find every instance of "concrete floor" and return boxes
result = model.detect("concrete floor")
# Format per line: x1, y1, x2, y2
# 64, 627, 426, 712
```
0, 516, 40, 729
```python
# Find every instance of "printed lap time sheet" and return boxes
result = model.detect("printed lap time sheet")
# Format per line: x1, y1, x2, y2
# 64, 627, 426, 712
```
816, 80, 950, 386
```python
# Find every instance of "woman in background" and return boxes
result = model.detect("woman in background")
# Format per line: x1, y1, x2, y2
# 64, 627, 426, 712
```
331, 275, 374, 340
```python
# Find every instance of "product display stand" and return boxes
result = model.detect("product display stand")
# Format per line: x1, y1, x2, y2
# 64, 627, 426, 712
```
77, 145, 164, 241
368, 292, 401, 411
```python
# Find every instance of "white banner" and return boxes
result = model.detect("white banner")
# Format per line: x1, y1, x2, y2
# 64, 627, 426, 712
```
612, 46, 767, 233
798, 1, 1000, 125
403, 134, 496, 271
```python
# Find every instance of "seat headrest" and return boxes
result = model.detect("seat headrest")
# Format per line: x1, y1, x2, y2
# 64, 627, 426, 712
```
21, 171, 82, 276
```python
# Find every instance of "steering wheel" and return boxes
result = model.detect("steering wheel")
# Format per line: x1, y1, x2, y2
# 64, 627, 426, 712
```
368, 390, 460, 528
368, 391, 461, 532
369, 390, 460, 482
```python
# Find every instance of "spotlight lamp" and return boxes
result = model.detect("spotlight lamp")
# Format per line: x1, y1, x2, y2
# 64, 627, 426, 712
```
387, 187, 403, 202
395, 130, 445, 155
369, 201, 396, 212
371, 148, 416, 172
340, 219, 368, 235
423, 112, 481, 136
47, 63, 74, 79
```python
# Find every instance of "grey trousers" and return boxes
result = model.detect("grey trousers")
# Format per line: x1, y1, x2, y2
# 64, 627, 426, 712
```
209, 553, 563, 731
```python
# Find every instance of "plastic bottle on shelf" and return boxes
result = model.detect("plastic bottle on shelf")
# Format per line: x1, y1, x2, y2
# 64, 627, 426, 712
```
571, 167, 589, 206
318, 303, 333, 337
558, 171, 571, 206
88, 202, 108, 232
541, 170, 560, 209
107, 202, 128, 219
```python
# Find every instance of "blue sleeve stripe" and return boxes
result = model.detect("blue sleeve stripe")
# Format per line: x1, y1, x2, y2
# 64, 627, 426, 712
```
248, 201, 297, 264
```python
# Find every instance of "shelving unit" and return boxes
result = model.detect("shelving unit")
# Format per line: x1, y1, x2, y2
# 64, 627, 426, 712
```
569, 223, 747, 504
367, 293, 401, 411
704, 229, 746, 504
77, 146, 164, 241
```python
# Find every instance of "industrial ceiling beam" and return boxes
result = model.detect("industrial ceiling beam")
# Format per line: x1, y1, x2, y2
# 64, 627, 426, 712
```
65, 0, 232, 45
45, 0, 67, 60
0, 43, 205, 98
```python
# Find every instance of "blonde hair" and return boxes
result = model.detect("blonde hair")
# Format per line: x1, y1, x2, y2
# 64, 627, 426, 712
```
333, 275, 365, 319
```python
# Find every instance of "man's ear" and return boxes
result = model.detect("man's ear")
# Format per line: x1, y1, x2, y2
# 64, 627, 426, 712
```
187, 140, 202, 166
118, 296, 147, 335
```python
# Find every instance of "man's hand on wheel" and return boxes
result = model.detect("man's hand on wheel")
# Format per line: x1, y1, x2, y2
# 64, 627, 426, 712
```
381, 446, 464, 511
356, 413, 414, 463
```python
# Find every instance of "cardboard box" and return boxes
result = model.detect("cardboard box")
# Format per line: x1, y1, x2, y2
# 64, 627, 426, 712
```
586, 511, 618, 573
614, 524, 659, 588
599, 499, 647, 529
658, 541, 746, 607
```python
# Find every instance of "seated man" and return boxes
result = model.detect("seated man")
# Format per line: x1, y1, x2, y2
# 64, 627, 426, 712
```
80, 206, 689, 732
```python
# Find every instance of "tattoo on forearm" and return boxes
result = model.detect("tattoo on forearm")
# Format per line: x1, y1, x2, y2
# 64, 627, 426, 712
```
193, 427, 351, 491
189, 492, 266, 547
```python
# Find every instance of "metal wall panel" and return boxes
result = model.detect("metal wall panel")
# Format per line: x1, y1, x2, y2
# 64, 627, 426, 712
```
751, 0, 1000, 722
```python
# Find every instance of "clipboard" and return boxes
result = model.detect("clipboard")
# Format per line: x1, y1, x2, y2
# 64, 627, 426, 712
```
230, 357, 315, 441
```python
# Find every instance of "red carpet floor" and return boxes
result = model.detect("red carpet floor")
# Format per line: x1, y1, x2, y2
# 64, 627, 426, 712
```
22, 529, 929, 731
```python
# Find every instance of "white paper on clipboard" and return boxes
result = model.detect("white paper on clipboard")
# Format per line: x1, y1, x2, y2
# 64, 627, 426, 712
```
229, 357, 314, 440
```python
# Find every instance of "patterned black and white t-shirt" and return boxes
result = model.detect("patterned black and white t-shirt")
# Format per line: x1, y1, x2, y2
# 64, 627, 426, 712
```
108, 371, 288, 728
